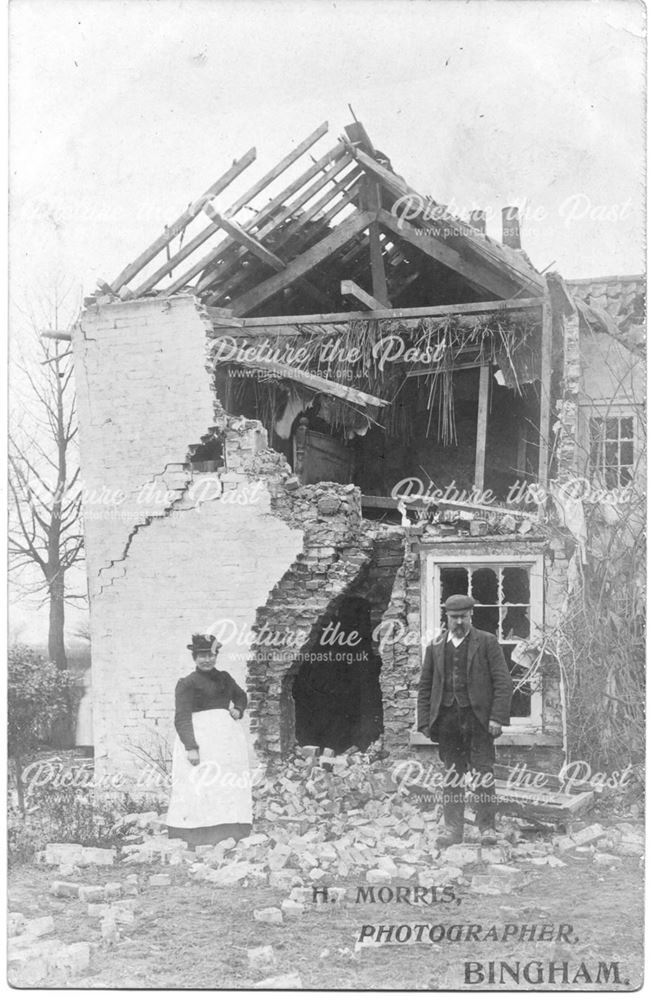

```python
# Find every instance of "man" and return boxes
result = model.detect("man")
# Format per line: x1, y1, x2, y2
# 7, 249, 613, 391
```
417, 594, 513, 847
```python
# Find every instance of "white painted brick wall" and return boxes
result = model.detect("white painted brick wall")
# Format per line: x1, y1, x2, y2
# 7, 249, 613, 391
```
71, 296, 303, 780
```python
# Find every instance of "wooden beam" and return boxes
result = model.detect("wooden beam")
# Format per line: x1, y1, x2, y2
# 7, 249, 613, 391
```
362, 179, 390, 306
207, 296, 544, 328
368, 219, 391, 306
203, 205, 285, 270
213, 351, 389, 409
378, 209, 518, 299
538, 297, 553, 488
340, 280, 386, 311
475, 364, 491, 490
137, 124, 332, 296
346, 145, 544, 295
110, 147, 257, 292
195, 155, 354, 294
229, 210, 376, 316
201, 165, 361, 302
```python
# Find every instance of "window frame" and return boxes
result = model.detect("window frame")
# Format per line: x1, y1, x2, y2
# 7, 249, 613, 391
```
421, 551, 544, 732
589, 413, 635, 489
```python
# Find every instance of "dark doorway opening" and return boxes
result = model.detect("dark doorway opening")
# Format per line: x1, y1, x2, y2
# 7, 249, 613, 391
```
292, 596, 383, 754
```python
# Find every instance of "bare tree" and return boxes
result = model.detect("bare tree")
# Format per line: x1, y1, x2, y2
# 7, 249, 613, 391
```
9, 284, 86, 671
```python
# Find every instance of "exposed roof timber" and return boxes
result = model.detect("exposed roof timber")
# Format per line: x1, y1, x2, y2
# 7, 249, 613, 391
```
348, 144, 544, 296
136, 125, 335, 296
213, 350, 389, 409
204, 205, 285, 270
195, 151, 355, 295
201, 164, 362, 303
104, 119, 550, 310
229, 210, 376, 316
341, 280, 387, 310
208, 180, 358, 305
378, 209, 518, 299
161, 128, 338, 294
110, 147, 257, 293
207, 296, 543, 329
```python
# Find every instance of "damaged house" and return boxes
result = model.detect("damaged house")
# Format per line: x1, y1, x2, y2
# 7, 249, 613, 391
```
64, 120, 645, 782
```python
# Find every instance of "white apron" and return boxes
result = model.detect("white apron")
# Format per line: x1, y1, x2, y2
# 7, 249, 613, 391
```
166, 709, 252, 829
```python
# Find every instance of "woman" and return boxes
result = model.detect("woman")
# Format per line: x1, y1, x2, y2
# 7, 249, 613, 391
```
166, 633, 252, 847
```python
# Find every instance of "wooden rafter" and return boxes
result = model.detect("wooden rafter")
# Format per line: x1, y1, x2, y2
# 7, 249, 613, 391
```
200, 165, 362, 303
228, 210, 376, 316
207, 172, 363, 307
203, 205, 285, 270
194, 148, 353, 296
137, 123, 331, 296
340, 280, 386, 311
378, 209, 519, 299
109, 147, 257, 293
348, 144, 544, 296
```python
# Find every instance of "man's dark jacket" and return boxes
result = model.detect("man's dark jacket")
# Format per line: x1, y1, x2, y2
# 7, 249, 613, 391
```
417, 626, 513, 734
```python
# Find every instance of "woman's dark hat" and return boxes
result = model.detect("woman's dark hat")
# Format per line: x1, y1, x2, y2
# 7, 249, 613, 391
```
444, 594, 476, 612
187, 633, 222, 653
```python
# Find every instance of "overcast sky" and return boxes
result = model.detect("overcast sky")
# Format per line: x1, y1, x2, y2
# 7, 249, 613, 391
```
8, 0, 646, 643
10, 0, 645, 306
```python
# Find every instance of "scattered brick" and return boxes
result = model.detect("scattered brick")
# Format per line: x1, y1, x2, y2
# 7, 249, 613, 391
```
253, 906, 283, 924
149, 873, 171, 887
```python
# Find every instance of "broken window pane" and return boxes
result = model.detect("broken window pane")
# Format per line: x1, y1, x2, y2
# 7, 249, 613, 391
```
502, 606, 531, 639
501, 567, 530, 604
440, 567, 469, 602
472, 604, 499, 637
471, 567, 498, 604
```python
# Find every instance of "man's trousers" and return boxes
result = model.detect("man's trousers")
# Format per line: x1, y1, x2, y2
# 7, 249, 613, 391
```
433, 703, 498, 832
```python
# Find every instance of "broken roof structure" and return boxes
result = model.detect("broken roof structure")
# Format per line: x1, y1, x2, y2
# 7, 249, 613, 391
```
71, 119, 645, 782
105, 119, 544, 311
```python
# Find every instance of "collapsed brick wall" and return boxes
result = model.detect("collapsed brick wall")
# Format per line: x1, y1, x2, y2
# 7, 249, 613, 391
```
71, 297, 305, 778
243, 476, 405, 759
71, 295, 406, 776
72, 293, 568, 780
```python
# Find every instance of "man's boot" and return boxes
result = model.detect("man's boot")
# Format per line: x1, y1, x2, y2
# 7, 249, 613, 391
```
437, 790, 465, 847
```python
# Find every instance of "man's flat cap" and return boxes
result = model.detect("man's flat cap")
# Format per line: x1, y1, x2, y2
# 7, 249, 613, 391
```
444, 594, 476, 612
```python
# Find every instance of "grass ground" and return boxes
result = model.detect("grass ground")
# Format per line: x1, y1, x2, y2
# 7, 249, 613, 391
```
8, 848, 643, 990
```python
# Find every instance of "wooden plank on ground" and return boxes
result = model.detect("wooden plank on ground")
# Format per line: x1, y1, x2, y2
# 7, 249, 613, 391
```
110, 147, 257, 293
229, 210, 376, 316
